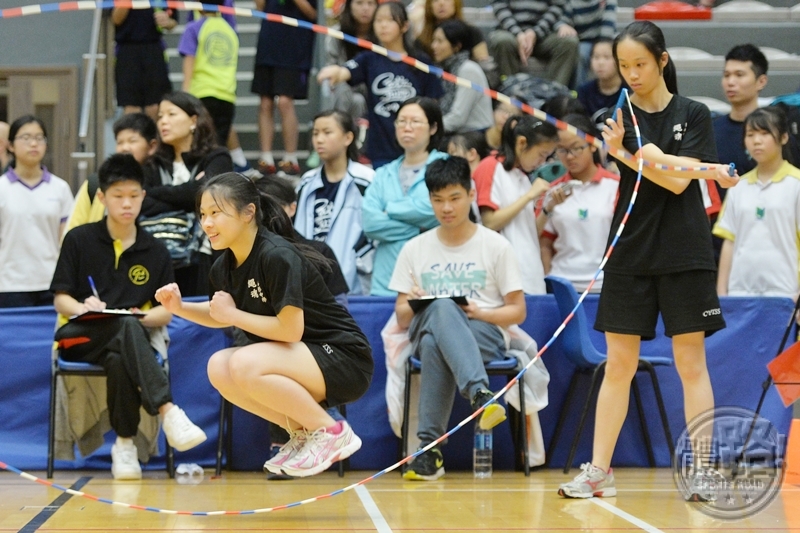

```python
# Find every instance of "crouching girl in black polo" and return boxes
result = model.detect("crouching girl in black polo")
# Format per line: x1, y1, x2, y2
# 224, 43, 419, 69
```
156, 173, 373, 478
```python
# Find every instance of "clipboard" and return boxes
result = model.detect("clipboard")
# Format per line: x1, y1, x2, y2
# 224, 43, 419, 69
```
407, 294, 468, 313
70, 309, 146, 321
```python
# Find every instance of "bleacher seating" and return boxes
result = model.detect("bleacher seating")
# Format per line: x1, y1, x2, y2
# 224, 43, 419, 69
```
159, 0, 800, 168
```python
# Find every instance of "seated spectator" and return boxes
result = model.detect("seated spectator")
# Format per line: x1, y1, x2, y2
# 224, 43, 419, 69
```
473, 115, 558, 294
295, 110, 375, 295
0, 121, 9, 172
431, 20, 494, 134
51, 154, 206, 480
446, 130, 490, 175
539, 113, 619, 292
362, 97, 447, 296
415, 0, 499, 87
324, 0, 377, 125
318, 1, 443, 169
149, 92, 233, 296
488, 0, 579, 87
714, 44, 769, 179
558, 0, 617, 87
486, 99, 525, 151
389, 156, 525, 481
111, 5, 176, 120
179, 0, 239, 147
576, 38, 624, 129
0, 115, 73, 308
66, 113, 159, 232
714, 107, 800, 298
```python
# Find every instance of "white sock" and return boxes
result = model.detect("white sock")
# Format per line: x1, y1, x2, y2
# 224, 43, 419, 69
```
283, 152, 298, 165
260, 152, 274, 165
116, 436, 134, 447
230, 147, 248, 167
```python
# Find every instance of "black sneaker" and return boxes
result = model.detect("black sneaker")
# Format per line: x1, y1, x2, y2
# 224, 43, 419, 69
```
403, 447, 445, 481
471, 389, 507, 430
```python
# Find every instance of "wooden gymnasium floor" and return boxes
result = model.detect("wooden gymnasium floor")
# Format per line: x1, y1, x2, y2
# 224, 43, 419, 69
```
1, 468, 799, 532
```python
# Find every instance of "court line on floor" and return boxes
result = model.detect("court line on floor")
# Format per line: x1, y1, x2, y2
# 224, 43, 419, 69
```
18, 476, 91, 533
589, 498, 664, 533
355, 485, 393, 533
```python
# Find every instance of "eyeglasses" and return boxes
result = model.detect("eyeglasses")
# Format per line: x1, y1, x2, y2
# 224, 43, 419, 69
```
15, 134, 47, 144
555, 144, 589, 158
394, 119, 429, 129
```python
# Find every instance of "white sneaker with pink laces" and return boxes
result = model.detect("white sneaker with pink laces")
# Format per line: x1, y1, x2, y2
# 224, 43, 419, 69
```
280, 421, 362, 477
263, 428, 307, 475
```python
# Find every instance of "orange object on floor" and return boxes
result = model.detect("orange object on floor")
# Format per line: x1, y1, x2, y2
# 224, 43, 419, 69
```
768, 340, 800, 407
785, 419, 800, 486
634, 1, 712, 20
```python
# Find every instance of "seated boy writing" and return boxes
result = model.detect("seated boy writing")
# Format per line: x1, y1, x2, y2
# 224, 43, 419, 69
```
389, 156, 527, 481
51, 153, 206, 480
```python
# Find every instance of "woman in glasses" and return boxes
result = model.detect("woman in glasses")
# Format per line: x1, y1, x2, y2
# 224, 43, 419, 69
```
0, 115, 73, 307
362, 97, 447, 296
539, 113, 619, 293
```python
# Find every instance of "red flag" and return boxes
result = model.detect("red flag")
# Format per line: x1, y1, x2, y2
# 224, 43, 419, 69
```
768, 340, 800, 407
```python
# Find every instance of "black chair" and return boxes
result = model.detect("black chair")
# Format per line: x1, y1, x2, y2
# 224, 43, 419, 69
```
47, 355, 175, 478
400, 354, 530, 476
216, 398, 347, 477
545, 276, 675, 473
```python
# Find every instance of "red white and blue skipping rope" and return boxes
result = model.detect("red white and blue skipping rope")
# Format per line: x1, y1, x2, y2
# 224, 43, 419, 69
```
0, 2, 711, 515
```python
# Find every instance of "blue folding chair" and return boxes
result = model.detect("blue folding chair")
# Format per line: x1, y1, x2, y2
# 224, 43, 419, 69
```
401, 354, 530, 476
544, 276, 675, 473
47, 354, 175, 479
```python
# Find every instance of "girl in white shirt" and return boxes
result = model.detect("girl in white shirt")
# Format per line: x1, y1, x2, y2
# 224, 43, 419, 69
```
0, 115, 73, 308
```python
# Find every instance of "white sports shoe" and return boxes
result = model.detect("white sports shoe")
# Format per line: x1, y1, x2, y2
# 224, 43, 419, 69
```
162, 406, 207, 452
111, 440, 142, 480
280, 422, 362, 478
263, 429, 307, 475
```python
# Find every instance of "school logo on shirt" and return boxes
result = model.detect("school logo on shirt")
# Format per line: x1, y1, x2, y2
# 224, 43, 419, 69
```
129, 265, 149, 285
372, 73, 417, 118
578, 209, 588, 220
248, 278, 267, 303
673, 123, 688, 141
204, 32, 236, 67
756, 207, 766, 220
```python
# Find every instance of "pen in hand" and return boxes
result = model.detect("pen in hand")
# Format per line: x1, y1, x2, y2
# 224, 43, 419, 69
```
88, 276, 100, 299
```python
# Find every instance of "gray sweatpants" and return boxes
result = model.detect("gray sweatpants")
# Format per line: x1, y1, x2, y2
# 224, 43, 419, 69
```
409, 299, 506, 445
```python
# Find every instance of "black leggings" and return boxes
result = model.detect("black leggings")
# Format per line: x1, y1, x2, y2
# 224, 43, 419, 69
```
56, 316, 172, 437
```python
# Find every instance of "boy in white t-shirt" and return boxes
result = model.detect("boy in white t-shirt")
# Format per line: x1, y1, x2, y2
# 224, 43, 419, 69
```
389, 156, 526, 481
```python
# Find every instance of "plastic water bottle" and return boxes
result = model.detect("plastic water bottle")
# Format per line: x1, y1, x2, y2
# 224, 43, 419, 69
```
473, 424, 493, 478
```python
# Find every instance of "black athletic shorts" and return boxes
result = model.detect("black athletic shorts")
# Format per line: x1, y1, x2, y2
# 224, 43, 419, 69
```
200, 96, 235, 147
251, 65, 309, 99
595, 270, 726, 340
306, 341, 373, 408
115, 42, 172, 108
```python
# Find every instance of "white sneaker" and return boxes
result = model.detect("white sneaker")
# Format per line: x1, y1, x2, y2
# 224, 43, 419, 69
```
111, 441, 142, 480
263, 429, 307, 475
162, 406, 207, 452
558, 463, 616, 498
280, 421, 362, 478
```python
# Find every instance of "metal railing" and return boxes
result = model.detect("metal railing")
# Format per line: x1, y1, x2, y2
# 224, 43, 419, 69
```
70, 7, 107, 188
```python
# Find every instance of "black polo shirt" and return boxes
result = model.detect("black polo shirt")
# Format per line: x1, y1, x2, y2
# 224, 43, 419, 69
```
51, 219, 174, 309
209, 230, 367, 348
605, 95, 718, 276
